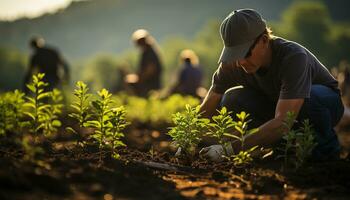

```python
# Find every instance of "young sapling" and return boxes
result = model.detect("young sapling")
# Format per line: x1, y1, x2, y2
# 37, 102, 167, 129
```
168, 104, 209, 161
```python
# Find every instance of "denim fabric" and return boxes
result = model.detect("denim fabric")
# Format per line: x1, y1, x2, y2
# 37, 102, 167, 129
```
220, 85, 344, 160
298, 85, 344, 160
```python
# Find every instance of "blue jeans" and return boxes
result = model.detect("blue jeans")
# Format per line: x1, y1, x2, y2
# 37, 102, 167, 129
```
220, 85, 344, 160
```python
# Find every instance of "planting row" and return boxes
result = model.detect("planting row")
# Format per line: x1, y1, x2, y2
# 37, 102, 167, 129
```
0, 73, 316, 169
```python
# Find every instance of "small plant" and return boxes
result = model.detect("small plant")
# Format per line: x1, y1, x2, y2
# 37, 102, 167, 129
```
21, 73, 63, 161
106, 106, 128, 159
278, 112, 317, 169
231, 150, 255, 166
41, 89, 63, 136
86, 88, 128, 161
87, 88, 113, 162
295, 119, 316, 169
207, 107, 236, 156
225, 112, 259, 166
66, 81, 92, 146
279, 111, 297, 165
23, 73, 51, 140
168, 104, 209, 160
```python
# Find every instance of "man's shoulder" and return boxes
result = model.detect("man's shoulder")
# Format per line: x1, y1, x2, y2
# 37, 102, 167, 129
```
272, 37, 308, 60
273, 37, 307, 55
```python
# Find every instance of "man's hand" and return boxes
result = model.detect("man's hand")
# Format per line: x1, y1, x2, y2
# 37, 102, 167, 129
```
199, 144, 234, 162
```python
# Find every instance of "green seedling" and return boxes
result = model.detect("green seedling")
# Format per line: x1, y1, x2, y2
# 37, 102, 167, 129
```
295, 119, 316, 169
66, 81, 92, 146
279, 112, 316, 169
107, 106, 128, 159
279, 111, 297, 165
41, 89, 63, 136
168, 104, 209, 160
23, 73, 51, 139
225, 111, 259, 167
207, 107, 236, 156
86, 88, 114, 162
231, 149, 256, 166
22, 73, 63, 161
86, 89, 128, 161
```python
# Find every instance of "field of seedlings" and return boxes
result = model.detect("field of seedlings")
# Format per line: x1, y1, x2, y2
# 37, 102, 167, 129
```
1, 74, 350, 200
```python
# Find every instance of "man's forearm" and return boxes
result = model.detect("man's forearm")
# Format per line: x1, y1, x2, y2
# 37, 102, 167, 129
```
200, 87, 222, 118
241, 117, 285, 150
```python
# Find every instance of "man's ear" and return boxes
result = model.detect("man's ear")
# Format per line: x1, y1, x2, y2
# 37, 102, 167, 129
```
261, 34, 270, 48
262, 34, 269, 44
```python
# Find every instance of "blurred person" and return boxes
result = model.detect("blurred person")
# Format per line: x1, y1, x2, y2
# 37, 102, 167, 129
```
338, 60, 350, 103
127, 29, 163, 97
23, 36, 70, 93
198, 9, 343, 162
170, 49, 203, 98
335, 60, 350, 130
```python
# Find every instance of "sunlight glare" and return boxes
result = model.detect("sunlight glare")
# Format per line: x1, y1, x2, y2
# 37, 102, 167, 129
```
0, 0, 74, 20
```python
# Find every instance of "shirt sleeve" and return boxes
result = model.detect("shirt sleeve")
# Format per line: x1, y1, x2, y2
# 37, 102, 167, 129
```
279, 52, 311, 99
211, 63, 235, 94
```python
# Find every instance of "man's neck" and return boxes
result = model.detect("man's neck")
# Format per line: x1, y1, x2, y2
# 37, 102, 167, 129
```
262, 40, 273, 68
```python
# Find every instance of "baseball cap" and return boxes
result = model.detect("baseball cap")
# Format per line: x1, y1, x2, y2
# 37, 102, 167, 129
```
218, 9, 266, 64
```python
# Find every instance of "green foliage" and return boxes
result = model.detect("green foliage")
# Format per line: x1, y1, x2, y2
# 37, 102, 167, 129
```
231, 148, 257, 167
207, 107, 236, 156
87, 89, 113, 149
41, 89, 63, 136
274, 1, 350, 66
67, 81, 92, 145
23, 73, 51, 136
0, 89, 42, 162
86, 88, 127, 160
0, 90, 26, 135
23, 73, 63, 137
295, 119, 317, 169
107, 107, 128, 159
20, 73, 64, 161
280, 1, 330, 39
229, 112, 259, 150
168, 104, 209, 159
123, 94, 200, 125
279, 111, 297, 165
279, 112, 317, 169
225, 112, 259, 166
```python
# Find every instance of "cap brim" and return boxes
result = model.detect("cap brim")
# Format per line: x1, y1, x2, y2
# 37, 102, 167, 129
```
218, 39, 255, 64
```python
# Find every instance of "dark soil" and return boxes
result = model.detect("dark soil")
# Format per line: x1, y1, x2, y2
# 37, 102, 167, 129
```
0, 123, 350, 200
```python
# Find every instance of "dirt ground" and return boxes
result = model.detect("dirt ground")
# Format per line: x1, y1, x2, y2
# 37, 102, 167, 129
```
0, 123, 349, 200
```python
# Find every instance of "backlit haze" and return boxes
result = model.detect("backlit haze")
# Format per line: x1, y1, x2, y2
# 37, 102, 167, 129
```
0, 0, 78, 21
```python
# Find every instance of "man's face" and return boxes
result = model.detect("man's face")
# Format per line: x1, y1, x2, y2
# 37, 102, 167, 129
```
228, 35, 269, 74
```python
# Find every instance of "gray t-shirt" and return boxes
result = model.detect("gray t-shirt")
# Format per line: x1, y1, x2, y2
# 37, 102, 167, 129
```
212, 37, 339, 102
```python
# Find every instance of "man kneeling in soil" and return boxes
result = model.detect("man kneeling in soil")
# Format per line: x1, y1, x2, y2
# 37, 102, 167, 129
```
199, 9, 344, 162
